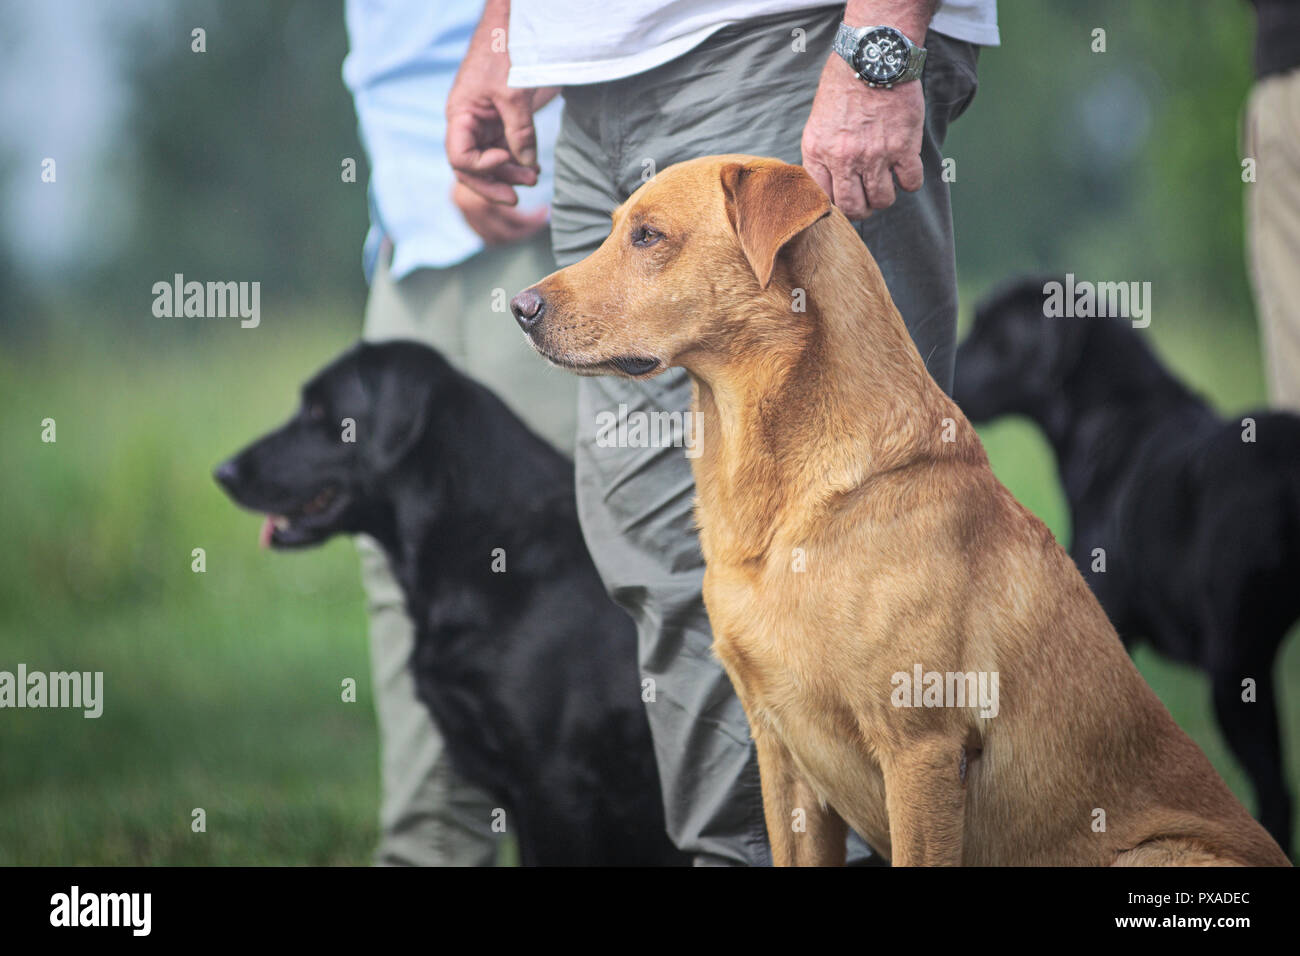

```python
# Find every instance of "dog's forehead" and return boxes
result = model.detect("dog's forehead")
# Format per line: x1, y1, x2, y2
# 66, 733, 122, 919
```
616, 161, 738, 228
304, 349, 368, 400
618, 166, 713, 221
615, 154, 788, 223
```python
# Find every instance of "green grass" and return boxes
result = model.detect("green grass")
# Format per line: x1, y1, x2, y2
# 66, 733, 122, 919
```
0, 315, 375, 864
0, 302, 1296, 863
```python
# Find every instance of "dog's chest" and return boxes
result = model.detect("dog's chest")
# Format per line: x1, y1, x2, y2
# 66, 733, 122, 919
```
703, 562, 895, 848
702, 557, 887, 697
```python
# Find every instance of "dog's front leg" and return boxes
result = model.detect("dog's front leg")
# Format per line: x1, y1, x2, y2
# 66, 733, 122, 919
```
881, 735, 967, 866
753, 730, 848, 866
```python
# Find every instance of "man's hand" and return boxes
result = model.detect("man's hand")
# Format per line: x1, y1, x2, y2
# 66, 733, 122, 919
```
802, 1, 935, 219
446, 0, 558, 206
802, 54, 924, 219
453, 182, 550, 245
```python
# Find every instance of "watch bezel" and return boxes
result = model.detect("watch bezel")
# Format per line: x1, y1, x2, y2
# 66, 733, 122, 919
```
854, 26, 909, 85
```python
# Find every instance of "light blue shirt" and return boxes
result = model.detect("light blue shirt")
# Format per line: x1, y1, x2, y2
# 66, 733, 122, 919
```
343, 0, 561, 281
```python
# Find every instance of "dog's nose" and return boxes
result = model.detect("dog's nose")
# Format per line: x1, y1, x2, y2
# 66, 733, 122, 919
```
511, 288, 545, 331
213, 460, 241, 490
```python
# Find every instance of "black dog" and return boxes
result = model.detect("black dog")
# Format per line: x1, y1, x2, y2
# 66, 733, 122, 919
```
215, 341, 686, 866
954, 277, 1300, 854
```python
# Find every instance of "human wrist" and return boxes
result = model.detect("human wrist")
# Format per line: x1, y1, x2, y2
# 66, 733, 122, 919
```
468, 0, 511, 56
832, 2, 933, 88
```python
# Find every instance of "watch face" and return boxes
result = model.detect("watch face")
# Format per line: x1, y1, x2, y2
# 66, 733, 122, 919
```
856, 27, 908, 84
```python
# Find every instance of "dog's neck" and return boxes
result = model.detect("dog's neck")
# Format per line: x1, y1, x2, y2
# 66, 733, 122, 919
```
681, 215, 971, 564
366, 399, 582, 633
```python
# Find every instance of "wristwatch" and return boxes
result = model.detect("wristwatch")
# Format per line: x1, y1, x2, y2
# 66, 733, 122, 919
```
832, 24, 927, 88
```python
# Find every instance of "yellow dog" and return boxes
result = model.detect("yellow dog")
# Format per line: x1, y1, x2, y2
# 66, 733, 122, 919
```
511, 155, 1289, 867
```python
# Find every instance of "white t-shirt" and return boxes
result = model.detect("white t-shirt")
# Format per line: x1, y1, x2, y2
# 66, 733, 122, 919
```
508, 1, 999, 88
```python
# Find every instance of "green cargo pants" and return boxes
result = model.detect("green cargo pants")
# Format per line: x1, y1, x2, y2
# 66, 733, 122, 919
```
359, 232, 576, 865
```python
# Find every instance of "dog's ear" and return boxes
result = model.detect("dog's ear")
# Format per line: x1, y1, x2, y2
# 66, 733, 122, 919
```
721, 161, 832, 290
356, 344, 437, 473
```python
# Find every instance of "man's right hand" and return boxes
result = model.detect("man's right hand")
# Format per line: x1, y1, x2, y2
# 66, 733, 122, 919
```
446, 0, 557, 206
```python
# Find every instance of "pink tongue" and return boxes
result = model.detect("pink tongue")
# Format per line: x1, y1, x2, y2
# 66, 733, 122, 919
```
259, 517, 275, 549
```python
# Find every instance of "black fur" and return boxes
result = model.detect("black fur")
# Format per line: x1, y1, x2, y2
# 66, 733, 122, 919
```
215, 340, 686, 866
954, 277, 1300, 854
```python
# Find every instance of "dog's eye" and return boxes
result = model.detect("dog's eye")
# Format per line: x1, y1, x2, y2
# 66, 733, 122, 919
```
631, 225, 662, 247
307, 402, 327, 422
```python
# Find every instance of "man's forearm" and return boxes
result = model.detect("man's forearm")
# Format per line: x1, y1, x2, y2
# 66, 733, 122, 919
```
478, 0, 510, 35
843, 0, 939, 46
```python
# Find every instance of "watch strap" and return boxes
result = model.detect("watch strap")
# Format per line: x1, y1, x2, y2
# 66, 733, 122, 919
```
832, 23, 864, 68
900, 45, 927, 82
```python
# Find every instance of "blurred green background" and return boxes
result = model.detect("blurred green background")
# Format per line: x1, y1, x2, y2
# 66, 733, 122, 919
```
0, 0, 1295, 863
